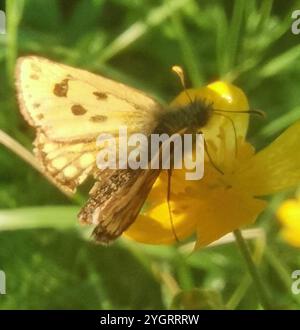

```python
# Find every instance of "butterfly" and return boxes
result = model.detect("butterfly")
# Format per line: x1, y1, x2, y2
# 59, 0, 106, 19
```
16, 56, 253, 244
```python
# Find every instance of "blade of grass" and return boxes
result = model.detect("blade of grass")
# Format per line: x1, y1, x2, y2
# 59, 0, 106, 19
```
171, 12, 204, 86
225, 4, 296, 83
223, 0, 246, 75
234, 229, 272, 309
175, 254, 194, 291
256, 0, 274, 31
0, 129, 75, 200
214, 6, 229, 76
226, 275, 251, 309
226, 230, 266, 309
5, 0, 25, 82
258, 43, 300, 78
265, 247, 300, 306
255, 106, 300, 138
0, 206, 78, 231
98, 0, 192, 63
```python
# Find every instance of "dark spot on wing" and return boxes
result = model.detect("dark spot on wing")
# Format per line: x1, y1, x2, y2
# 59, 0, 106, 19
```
71, 104, 87, 116
36, 113, 44, 120
30, 74, 39, 80
93, 92, 107, 100
31, 63, 42, 73
53, 79, 69, 97
89, 115, 107, 122
33, 103, 41, 108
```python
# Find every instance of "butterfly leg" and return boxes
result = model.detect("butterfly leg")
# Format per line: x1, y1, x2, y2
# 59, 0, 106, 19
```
199, 131, 224, 175
167, 167, 180, 242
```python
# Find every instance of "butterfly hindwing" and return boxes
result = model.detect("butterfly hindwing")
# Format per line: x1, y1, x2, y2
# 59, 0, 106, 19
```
79, 168, 160, 244
34, 131, 98, 192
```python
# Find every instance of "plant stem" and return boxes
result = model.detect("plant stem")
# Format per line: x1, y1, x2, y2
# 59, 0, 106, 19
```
233, 229, 272, 309
265, 247, 300, 306
0, 129, 84, 204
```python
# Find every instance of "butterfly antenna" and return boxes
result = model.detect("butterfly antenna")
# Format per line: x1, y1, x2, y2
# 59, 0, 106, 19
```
172, 65, 194, 104
167, 168, 180, 242
213, 108, 266, 118
212, 108, 265, 157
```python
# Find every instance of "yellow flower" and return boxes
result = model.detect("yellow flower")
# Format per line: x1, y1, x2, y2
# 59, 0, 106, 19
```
277, 198, 300, 247
124, 81, 300, 248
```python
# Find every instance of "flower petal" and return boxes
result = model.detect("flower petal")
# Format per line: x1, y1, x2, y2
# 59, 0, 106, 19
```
277, 199, 300, 247
194, 188, 267, 248
232, 121, 300, 196
171, 81, 250, 146
125, 166, 266, 246
124, 172, 198, 244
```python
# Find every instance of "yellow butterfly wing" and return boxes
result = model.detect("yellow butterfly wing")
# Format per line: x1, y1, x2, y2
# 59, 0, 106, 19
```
34, 131, 97, 192
16, 56, 161, 141
16, 56, 162, 192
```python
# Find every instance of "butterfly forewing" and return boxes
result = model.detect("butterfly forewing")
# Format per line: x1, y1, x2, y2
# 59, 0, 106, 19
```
16, 56, 161, 142
16, 56, 163, 240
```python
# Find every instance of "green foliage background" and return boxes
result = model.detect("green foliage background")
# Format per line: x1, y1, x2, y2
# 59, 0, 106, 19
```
0, 0, 300, 309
